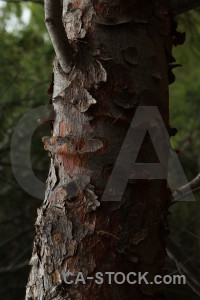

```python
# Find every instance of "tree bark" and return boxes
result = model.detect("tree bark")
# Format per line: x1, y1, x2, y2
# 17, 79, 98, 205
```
26, 1, 183, 299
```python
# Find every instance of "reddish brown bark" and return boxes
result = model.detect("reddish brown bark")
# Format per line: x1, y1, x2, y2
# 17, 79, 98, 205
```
26, 1, 184, 299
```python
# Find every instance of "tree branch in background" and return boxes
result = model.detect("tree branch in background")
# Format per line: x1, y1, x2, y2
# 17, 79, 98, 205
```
167, 237, 200, 297
0, 261, 29, 275
173, 173, 200, 201
44, 0, 73, 73
0, 227, 33, 250
0, 213, 23, 226
171, 0, 200, 15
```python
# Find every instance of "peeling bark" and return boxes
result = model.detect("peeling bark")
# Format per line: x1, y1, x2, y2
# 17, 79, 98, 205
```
26, 1, 182, 299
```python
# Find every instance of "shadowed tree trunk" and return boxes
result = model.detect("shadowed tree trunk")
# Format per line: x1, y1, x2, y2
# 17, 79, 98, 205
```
25, 0, 188, 299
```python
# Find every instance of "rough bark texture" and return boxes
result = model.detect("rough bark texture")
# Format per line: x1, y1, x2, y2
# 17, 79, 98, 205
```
26, 1, 184, 299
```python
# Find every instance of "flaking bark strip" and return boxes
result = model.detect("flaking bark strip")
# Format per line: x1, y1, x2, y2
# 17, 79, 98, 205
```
26, 1, 183, 299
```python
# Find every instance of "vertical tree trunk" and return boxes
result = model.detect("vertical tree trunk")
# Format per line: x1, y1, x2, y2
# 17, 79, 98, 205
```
26, 1, 182, 299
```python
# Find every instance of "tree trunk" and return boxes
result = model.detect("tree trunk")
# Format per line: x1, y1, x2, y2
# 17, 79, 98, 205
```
26, 1, 183, 299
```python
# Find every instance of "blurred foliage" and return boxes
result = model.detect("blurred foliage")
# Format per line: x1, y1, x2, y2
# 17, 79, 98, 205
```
170, 11, 200, 172
0, 2, 200, 299
0, 2, 54, 299
168, 10, 200, 300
